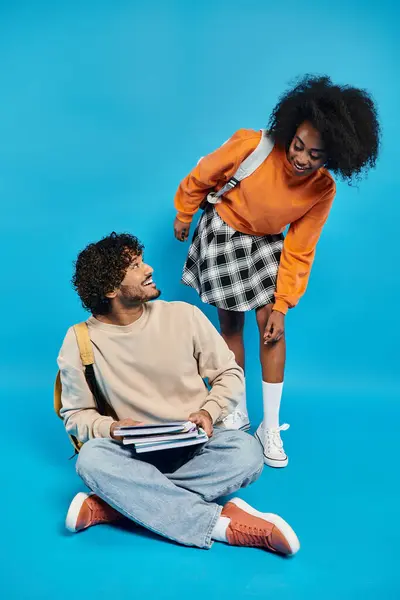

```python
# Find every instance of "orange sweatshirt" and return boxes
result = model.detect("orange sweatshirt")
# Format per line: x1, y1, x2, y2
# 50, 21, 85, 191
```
174, 129, 336, 314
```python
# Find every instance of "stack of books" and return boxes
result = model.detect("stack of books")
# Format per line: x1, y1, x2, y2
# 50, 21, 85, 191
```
112, 421, 209, 453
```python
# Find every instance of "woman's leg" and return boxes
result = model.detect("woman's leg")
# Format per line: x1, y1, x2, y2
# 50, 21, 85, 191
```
217, 308, 249, 430
255, 304, 286, 383
255, 304, 289, 468
217, 308, 245, 369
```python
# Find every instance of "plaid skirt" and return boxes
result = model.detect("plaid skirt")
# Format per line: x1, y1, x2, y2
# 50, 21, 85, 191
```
182, 207, 284, 312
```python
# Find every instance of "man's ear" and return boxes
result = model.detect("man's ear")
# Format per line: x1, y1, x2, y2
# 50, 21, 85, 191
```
105, 290, 117, 299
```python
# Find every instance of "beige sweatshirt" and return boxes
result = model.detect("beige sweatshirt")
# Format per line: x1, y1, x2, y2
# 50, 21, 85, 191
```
57, 300, 243, 443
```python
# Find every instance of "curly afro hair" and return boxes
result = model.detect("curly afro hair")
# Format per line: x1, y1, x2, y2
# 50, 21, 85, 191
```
72, 232, 144, 315
267, 74, 381, 182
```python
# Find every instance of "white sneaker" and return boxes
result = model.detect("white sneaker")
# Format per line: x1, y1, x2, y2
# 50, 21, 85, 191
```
255, 423, 290, 468
221, 410, 250, 431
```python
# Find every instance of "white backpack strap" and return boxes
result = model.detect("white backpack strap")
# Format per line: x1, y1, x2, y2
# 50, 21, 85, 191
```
233, 129, 274, 181
207, 129, 273, 204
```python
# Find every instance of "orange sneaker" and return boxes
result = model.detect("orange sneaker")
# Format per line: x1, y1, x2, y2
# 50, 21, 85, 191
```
221, 498, 300, 556
65, 492, 122, 533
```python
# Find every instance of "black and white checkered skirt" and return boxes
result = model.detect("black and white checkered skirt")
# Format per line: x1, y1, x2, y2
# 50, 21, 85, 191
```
182, 206, 284, 312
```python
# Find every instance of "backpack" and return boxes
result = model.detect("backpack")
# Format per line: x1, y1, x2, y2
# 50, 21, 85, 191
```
54, 322, 111, 454
199, 129, 274, 209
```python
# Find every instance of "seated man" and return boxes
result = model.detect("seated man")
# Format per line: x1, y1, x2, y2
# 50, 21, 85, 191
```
58, 232, 300, 555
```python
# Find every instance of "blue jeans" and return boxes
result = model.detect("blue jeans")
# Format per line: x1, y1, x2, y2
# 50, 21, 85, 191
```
76, 428, 264, 548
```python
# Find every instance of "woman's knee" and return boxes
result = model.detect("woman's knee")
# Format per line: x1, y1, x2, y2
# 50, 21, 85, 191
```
255, 304, 273, 330
217, 309, 245, 336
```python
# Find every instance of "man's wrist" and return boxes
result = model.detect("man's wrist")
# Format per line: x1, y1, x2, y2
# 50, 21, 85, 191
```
201, 400, 221, 423
199, 409, 212, 421
93, 416, 115, 439
110, 421, 119, 439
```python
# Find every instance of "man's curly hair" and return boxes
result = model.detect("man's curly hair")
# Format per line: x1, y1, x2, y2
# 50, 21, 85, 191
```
72, 232, 144, 315
267, 74, 381, 182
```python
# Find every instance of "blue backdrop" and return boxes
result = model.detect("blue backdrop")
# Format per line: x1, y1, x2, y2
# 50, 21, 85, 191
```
1, 1, 399, 599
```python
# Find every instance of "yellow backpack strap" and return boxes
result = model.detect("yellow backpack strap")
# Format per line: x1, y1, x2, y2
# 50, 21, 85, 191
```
54, 322, 92, 420
54, 371, 63, 417
54, 321, 91, 456
73, 321, 109, 416
73, 322, 94, 366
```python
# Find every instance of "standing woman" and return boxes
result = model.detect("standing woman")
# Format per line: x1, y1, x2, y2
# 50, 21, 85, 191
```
173, 75, 380, 467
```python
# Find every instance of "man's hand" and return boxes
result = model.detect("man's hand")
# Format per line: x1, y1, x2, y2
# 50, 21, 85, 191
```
188, 410, 213, 437
110, 418, 144, 441
264, 311, 285, 344
174, 217, 191, 242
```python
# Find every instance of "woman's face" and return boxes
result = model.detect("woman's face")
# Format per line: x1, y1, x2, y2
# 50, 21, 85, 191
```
287, 121, 327, 177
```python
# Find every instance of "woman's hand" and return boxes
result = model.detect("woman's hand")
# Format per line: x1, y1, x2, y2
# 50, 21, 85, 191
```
174, 217, 191, 242
264, 311, 285, 344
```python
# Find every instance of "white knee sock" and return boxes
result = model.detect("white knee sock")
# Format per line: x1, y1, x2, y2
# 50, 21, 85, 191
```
262, 381, 283, 430
211, 516, 230, 542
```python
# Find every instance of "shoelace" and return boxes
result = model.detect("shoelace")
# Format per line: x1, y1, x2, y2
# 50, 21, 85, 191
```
88, 498, 117, 523
265, 423, 290, 451
230, 522, 274, 550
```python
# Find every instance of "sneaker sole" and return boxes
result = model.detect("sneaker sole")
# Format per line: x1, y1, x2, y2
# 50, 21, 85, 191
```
263, 455, 288, 468
65, 492, 91, 533
254, 430, 288, 468
229, 497, 300, 555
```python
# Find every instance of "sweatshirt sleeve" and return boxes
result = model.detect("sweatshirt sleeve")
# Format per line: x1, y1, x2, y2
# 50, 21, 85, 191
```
273, 184, 336, 314
57, 328, 114, 443
174, 129, 260, 224
191, 306, 244, 422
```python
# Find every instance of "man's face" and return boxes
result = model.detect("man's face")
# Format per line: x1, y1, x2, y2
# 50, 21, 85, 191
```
113, 253, 161, 305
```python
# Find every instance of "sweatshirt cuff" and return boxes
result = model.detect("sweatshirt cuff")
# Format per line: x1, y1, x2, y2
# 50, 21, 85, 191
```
93, 416, 114, 438
201, 399, 222, 424
176, 212, 194, 224
272, 299, 290, 315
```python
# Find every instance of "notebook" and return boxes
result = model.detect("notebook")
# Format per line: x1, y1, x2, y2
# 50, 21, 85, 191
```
113, 421, 209, 453
122, 429, 200, 446
135, 432, 208, 454
112, 421, 196, 438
